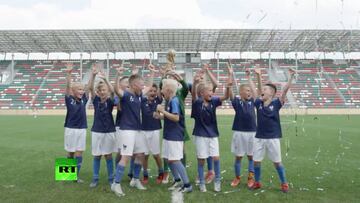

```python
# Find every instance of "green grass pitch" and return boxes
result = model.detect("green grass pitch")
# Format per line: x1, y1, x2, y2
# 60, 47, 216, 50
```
0, 114, 359, 202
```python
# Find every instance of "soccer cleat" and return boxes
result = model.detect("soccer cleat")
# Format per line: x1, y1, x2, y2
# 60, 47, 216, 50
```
247, 172, 255, 188
111, 183, 125, 197
130, 178, 146, 190
205, 171, 215, 184
156, 174, 164, 184
281, 183, 289, 193
162, 172, 169, 184
142, 175, 149, 185
230, 177, 241, 187
168, 181, 182, 191
199, 184, 207, 192
251, 182, 262, 190
179, 185, 193, 193
214, 180, 221, 192
75, 178, 84, 183
89, 180, 98, 188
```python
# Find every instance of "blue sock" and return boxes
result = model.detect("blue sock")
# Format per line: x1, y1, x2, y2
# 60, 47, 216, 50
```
198, 161, 205, 184
128, 158, 135, 176
75, 156, 82, 176
114, 164, 125, 183
174, 161, 190, 184
207, 157, 213, 171
106, 158, 114, 183
169, 162, 181, 181
248, 159, 254, 173
213, 159, 221, 182
254, 164, 261, 182
92, 157, 101, 182
134, 163, 142, 179
276, 165, 287, 184
143, 169, 149, 177
234, 159, 241, 177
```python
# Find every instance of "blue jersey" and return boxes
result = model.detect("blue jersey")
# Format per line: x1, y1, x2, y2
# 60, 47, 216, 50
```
254, 98, 283, 139
141, 96, 162, 131
191, 97, 222, 137
231, 97, 256, 132
119, 91, 142, 130
163, 96, 185, 141
64, 94, 88, 129
91, 96, 115, 133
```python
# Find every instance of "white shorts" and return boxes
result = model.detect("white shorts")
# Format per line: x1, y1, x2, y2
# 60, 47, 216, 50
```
91, 132, 116, 156
253, 138, 282, 163
193, 136, 219, 159
231, 131, 256, 157
64, 128, 86, 152
142, 130, 161, 155
118, 130, 147, 156
162, 140, 183, 161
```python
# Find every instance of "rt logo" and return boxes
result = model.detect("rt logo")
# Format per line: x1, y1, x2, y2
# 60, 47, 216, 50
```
55, 158, 77, 181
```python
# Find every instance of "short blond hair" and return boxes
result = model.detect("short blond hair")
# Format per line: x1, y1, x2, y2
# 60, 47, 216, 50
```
162, 79, 178, 94
71, 82, 84, 90
240, 84, 250, 90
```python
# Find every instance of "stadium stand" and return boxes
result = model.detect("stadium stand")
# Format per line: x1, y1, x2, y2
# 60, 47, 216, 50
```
1, 59, 360, 110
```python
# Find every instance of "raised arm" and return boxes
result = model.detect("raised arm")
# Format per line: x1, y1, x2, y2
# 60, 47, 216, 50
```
65, 63, 73, 95
246, 68, 258, 99
254, 65, 262, 96
114, 64, 125, 98
203, 64, 219, 91
280, 68, 296, 104
192, 71, 202, 102
131, 64, 139, 75
220, 63, 233, 102
142, 64, 157, 95
88, 64, 99, 100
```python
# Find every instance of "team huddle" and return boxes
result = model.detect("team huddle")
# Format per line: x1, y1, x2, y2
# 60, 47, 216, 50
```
63, 52, 296, 198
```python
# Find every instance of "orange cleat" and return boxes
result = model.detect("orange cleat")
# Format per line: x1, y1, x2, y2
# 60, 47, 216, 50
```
205, 171, 215, 184
281, 183, 289, 193
230, 177, 241, 187
142, 176, 149, 185
156, 174, 164, 184
247, 172, 255, 188
251, 181, 262, 190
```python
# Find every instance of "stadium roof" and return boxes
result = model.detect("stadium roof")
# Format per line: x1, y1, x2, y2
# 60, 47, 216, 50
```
0, 29, 359, 53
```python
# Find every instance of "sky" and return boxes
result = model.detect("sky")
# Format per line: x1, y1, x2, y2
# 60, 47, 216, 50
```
0, 0, 359, 30
1, 0, 360, 59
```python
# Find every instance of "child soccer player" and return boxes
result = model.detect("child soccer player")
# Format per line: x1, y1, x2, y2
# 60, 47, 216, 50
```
112, 72, 151, 197
64, 63, 88, 183
88, 64, 117, 188
156, 79, 193, 193
113, 64, 129, 165
229, 63, 261, 188
191, 64, 233, 192
141, 83, 164, 184
249, 67, 296, 193
141, 68, 164, 184
191, 64, 220, 185
160, 70, 189, 184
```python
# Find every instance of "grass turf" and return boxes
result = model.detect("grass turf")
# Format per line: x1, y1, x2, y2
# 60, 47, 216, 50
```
0, 114, 359, 203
